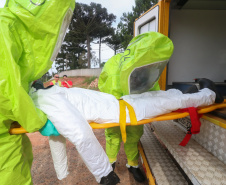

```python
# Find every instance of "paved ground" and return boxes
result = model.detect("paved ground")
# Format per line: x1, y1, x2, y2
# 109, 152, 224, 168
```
28, 129, 149, 185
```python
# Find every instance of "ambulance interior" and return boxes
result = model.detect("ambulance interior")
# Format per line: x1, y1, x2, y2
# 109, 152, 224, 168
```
169, 0, 226, 119
134, 1, 226, 184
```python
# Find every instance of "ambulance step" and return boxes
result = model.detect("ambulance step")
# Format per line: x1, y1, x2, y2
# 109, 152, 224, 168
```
151, 120, 226, 185
140, 124, 188, 185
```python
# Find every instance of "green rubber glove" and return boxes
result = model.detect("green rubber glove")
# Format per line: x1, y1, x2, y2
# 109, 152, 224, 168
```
39, 119, 60, 136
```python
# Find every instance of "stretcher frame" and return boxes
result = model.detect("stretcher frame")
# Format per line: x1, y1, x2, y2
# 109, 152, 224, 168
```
9, 100, 226, 135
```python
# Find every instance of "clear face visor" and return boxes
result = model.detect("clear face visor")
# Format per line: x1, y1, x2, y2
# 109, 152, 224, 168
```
50, 8, 73, 62
129, 60, 168, 94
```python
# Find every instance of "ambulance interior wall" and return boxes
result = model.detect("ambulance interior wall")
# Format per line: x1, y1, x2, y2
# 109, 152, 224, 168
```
167, 10, 226, 85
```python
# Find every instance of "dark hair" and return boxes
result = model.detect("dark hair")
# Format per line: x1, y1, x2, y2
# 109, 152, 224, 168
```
32, 80, 44, 90
63, 75, 67, 77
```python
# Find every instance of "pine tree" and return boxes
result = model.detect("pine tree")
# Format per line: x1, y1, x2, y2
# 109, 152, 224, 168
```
103, 29, 123, 55
70, 3, 116, 68
118, 0, 158, 49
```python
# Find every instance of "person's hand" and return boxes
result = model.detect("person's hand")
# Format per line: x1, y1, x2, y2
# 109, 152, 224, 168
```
39, 119, 60, 136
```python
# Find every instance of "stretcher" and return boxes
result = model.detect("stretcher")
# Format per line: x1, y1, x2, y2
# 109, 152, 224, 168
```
9, 99, 226, 135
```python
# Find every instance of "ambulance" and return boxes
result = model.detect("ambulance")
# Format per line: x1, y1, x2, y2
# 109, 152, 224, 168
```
135, 0, 226, 184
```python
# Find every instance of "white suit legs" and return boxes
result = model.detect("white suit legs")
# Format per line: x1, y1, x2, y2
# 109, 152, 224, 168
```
32, 89, 112, 183
49, 135, 69, 180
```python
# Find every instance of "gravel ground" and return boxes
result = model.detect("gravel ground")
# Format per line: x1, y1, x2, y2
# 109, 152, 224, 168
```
28, 129, 149, 185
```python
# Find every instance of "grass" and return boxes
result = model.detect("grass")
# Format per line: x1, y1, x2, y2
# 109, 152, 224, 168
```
88, 87, 99, 91
83, 76, 97, 84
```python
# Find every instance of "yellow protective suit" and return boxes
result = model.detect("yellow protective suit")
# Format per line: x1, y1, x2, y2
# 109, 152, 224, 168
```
105, 82, 160, 166
0, 0, 75, 184
99, 32, 174, 166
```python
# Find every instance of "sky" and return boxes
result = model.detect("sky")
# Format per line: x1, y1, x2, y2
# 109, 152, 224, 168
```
0, 1, 5, 8
76, 0, 135, 28
0, 0, 135, 70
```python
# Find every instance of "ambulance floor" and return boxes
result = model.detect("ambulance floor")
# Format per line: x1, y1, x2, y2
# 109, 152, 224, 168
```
28, 129, 148, 185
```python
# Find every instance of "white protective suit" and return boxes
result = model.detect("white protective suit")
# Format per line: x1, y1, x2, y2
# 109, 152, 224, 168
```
30, 85, 215, 181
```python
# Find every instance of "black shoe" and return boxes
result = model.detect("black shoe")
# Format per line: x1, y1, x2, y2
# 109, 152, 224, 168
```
100, 171, 120, 185
112, 163, 116, 171
128, 166, 146, 183
198, 78, 224, 103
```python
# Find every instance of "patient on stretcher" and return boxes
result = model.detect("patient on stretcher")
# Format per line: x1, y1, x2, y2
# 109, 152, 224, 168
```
31, 78, 223, 125
29, 78, 223, 183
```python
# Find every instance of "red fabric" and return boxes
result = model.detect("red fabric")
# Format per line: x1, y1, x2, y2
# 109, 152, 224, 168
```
175, 107, 203, 146
62, 81, 73, 88
179, 133, 192, 146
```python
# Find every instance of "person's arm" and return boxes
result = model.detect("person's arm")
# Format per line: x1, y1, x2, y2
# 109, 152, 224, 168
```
65, 81, 73, 88
0, 23, 47, 133
61, 81, 66, 87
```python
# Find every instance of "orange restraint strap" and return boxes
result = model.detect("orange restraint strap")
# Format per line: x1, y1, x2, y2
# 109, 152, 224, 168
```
176, 107, 203, 146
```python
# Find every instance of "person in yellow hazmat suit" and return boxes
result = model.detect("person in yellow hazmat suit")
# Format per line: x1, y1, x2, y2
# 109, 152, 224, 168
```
0, 1, 120, 185
0, 0, 75, 184
98, 32, 174, 183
